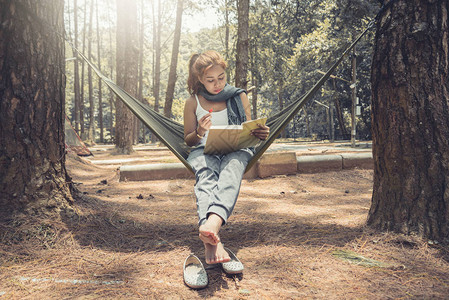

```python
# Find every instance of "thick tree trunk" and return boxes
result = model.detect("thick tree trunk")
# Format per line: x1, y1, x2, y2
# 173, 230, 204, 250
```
164, 0, 184, 118
368, 0, 449, 242
115, 0, 138, 154
0, 0, 73, 213
235, 0, 249, 90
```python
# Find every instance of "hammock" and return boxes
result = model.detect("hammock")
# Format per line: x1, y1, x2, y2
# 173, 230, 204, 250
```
69, 20, 374, 174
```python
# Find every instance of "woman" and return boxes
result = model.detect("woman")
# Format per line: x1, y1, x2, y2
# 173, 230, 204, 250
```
184, 50, 269, 265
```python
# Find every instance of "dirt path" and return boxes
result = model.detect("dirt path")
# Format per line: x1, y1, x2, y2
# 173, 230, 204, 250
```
0, 149, 448, 299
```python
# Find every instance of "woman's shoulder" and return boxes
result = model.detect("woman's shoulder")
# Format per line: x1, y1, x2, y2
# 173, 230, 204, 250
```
184, 95, 197, 110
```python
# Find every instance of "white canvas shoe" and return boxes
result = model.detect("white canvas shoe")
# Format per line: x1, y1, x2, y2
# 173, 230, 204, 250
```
221, 247, 244, 275
183, 254, 208, 289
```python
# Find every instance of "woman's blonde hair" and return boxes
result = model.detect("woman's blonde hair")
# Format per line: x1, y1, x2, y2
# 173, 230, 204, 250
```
187, 50, 227, 95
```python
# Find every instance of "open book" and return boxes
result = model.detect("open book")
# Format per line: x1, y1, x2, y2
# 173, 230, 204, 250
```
203, 117, 267, 155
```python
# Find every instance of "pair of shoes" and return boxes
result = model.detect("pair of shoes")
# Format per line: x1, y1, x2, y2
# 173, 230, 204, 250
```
221, 247, 244, 275
183, 254, 208, 289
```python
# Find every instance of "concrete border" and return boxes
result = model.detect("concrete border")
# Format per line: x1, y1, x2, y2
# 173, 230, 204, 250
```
120, 163, 193, 181
118, 152, 373, 181
341, 152, 373, 169
257, 152, 297, 178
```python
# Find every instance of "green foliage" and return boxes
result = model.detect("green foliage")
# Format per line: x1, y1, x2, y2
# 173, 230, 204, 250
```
244, 0, 378, 140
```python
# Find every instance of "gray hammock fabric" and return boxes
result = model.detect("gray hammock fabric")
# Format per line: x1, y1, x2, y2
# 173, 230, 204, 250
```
70, 22, 373, 173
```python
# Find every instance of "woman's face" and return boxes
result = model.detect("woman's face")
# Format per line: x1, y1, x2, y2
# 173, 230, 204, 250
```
199, 64, 226, 95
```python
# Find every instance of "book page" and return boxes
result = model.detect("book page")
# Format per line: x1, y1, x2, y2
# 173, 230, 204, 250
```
203, 117, 267, 155
204, 126, 241, 155
237, 117, 267, 149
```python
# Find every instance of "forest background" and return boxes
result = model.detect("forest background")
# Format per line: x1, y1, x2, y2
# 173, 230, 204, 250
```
64, 0, 379, 145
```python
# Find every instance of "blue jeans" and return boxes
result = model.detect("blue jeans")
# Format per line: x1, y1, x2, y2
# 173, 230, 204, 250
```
187, 147, 253, 226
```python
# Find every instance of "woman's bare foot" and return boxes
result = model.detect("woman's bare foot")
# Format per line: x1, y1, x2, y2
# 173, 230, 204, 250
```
204, 242, 231, 264
199, 231, 219, 245
198, 214, 223, 245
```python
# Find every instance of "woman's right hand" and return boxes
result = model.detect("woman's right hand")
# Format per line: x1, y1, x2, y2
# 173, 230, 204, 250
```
196, 112, 212, 137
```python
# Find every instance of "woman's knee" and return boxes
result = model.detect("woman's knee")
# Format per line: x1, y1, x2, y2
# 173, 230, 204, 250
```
195, 165, 218, 184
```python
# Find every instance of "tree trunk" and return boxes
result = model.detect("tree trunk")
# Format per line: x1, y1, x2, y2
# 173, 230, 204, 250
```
0, 0, 73, 213
137, 0, 145, 141
73, 0, 81, 133
153, 0, 161, 114
87, 0, 95, 142
96, 0, 104, 143
278, 76, 286, 138
235, 0, 249, 90
115, 0, 138, 154
368, 0, 449, 242
224, 0, 230, 62
80, 0, 87, 139
164, 0, 184, 118
329, 91, 335, 142
350, 47, 357, 147
333, 78, 348, 139
303, 108, 311, 138
249, 13, 260, 120
107, 0, 115, 140
150, 0, 162, 143
251, 81, 258, 120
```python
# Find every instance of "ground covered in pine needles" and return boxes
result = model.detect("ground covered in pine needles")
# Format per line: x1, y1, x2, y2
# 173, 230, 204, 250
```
1, 145, 449, 299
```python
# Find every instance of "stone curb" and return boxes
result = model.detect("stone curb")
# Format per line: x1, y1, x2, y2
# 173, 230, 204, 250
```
119, 152, 373, 182
296, 152, 373, 173
340, 152, 373, 169
120, 163, 194, 181
257, 152, 298, 178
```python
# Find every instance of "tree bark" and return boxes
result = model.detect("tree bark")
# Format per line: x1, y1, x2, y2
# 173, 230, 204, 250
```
333, 79, 348, 139
96, 0, 104, 143
150, 0, 162, 143
278, 76, 285, 138
250, 43, 258, 120
115, 0, 138, 154
107, 0, 115, 140
73, 0, 81, 133
80, 0, 87, 138
0, 0, 73, 213
164, 0, 184, 118
235, 0, 249, 90
224, 0, 230, 63
87, 0, 95, 142
368, 0, 449, 242
350, 47, 357, 147
153, 0, 161, 114
137, 0, 145, 141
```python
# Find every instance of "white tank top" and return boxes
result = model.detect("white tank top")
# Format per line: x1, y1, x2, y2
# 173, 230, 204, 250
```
195, 94, 228, 145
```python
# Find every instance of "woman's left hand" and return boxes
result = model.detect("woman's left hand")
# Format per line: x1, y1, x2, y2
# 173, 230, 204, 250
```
251, 124, 270, 141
